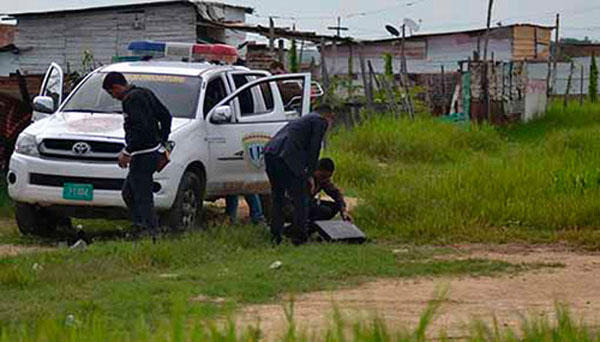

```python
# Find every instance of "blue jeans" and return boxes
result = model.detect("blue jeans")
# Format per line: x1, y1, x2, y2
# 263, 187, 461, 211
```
225, 194, 264, 224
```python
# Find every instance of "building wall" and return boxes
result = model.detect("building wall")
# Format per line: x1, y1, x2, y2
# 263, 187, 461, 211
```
0, 53, 19, 76
322, 28, 515, 76
14, 3, 197, 75
512, 26, 551, 61
0, 25, 16, 47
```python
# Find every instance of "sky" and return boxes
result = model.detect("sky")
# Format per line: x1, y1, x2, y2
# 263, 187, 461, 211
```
2, 0, 599, 44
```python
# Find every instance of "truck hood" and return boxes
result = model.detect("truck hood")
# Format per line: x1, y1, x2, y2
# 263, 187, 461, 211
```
26, 112, 192, 140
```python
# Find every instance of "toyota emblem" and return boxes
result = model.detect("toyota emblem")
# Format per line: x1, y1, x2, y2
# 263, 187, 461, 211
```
72, 142, 91, 155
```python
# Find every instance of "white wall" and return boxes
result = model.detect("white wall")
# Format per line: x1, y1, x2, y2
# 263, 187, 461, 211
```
0, 52, 19, 76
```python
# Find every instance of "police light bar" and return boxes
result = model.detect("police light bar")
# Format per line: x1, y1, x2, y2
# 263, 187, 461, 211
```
127, 40, 238, 64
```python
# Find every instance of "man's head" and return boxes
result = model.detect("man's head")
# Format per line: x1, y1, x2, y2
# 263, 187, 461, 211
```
314, 103, 335, 129
102, 72, 129, 101
269, 61, 286, 75
314, 157, 335, 181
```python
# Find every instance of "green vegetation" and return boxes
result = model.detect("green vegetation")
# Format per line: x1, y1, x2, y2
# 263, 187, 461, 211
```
288, 40, 299, 73
590, 53, 598, 103
327, 101, 600, 247
1, 290, 595, 342
0, 225, 530, 325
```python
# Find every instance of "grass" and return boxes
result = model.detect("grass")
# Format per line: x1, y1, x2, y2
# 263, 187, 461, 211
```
0, 222, 553, 330
327, 101, 600, 247
0, 289, 596, 342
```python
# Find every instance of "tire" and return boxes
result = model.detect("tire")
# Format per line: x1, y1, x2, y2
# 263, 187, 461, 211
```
161, 171, 204, 231
15, 202, 58, 236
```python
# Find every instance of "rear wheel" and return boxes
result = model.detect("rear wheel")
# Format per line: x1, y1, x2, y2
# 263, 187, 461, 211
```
161, 171, 205, 231
15, 202, 58, 236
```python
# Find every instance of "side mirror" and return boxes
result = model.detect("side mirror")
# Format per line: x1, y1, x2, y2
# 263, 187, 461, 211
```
32, 96, 55, 114
210, 105, 233, 124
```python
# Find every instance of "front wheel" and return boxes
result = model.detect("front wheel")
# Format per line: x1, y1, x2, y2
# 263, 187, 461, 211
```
15, 202, 58, 236
161, 171, 204, 231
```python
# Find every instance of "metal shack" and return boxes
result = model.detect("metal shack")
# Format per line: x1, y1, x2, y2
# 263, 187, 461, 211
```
7, 0, 253, 75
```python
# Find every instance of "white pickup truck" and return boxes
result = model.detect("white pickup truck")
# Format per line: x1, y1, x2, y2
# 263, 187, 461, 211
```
7, 60, 314, 235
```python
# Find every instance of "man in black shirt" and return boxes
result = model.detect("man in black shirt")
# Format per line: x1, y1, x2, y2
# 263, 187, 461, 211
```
264, 104, 334, 245
102, 72, 172, 237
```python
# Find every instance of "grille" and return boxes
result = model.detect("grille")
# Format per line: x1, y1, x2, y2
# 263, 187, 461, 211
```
30, 173, 125, 191
40, 139, 124, 161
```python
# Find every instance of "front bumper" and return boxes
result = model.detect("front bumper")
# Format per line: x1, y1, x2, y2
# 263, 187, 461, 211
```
7, 153, 181, 211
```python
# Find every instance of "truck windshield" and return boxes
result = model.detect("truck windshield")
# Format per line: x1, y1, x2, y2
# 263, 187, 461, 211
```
62, 73, 201, 118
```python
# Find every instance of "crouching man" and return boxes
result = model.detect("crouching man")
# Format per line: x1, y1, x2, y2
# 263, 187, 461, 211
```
308, 158, 352, 222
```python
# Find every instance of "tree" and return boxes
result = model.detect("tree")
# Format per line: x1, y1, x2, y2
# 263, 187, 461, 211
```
288, 40, 299, 73
383, 53, 393, 80
590, 53, 598, 103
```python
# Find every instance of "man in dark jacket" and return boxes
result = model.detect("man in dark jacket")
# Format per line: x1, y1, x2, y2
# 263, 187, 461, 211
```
264, 104, 334, 245
102, 72, 172, 237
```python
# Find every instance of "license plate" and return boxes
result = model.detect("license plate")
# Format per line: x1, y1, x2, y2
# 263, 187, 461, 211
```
63, 183, 94, 201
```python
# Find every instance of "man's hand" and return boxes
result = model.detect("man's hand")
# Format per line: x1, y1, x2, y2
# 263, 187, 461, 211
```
307, 176, 315, 194
341, 209, 353, 223
117, 151, 131, 169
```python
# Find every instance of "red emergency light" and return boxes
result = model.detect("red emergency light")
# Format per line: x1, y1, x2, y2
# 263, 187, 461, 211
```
128, 41, 238, 64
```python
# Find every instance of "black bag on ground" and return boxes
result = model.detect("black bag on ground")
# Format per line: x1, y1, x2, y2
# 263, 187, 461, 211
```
312, 220, 366, 244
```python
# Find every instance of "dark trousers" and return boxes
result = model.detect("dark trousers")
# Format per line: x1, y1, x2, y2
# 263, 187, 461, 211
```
265, 154, 308, 244
309, 200, 340, 221
122, 152, 158, 231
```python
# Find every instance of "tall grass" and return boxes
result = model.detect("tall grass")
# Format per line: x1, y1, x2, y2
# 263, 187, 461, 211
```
1, 294, 596, 342
328, 102, 600, 246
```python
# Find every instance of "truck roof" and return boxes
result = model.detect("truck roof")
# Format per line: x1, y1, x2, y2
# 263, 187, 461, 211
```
99, 61, 250, 77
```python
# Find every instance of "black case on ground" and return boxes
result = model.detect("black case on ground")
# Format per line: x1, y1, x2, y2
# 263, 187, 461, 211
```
312, 220, 366, 244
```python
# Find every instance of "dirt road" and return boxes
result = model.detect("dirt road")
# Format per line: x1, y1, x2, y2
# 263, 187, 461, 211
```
239, 244, 600, 339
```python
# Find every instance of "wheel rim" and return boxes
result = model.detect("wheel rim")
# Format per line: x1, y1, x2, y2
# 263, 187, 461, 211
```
180, 187, 198, 229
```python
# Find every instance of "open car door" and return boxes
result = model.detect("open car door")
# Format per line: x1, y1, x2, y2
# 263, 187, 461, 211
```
32, 62, 64, 121
205, 73, 311, 195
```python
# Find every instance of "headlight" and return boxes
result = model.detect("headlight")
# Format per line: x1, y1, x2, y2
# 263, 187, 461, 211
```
14, 134, 39, 157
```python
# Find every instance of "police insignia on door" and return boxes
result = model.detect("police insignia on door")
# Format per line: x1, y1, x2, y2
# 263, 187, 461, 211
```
242, 133, 271, 168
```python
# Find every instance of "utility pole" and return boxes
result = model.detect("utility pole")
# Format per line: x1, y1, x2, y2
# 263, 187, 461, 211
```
269, 17, 275, 53
551, 13, 560, 95
328, 16, 348, 37
483, 0, 494, 60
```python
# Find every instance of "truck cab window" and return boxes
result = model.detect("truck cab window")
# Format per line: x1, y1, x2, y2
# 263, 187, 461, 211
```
204, 77, 227, 117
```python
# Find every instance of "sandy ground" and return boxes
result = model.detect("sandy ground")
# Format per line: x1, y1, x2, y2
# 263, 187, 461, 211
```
238, 244, 600, 339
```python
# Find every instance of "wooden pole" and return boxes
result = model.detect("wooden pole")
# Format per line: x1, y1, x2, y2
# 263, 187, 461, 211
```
299, 40, 305, 70
320, 38, 330, 91
269, 17, 275, 53
441, 64, 446, 114
551, 13, 560, 94
359, 49, 373, 108
401, 24, 415, 119
483, 0, 494, 60
564, 61, 575, 108
278, 39, 285, 64
368, 60, 381, 90
580, 64, 585, 106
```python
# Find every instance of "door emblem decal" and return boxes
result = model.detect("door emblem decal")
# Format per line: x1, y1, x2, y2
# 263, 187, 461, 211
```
242, 133, 271, 169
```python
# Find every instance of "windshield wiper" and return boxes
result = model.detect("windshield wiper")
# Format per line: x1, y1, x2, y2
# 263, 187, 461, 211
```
62, 109, 123, 114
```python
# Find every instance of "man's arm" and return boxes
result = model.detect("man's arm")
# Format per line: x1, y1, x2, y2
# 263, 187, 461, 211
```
152, 93, 172, 143
321, 178, 347, 211
306, 118, 327, 175
122, 95, 151, 155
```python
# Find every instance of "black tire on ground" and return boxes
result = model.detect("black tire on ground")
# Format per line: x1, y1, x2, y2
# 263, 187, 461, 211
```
15, 202, 59, 236
161, 171, 204, 231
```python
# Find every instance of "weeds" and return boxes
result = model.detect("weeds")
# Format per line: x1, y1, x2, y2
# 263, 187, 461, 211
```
0, 291, 595, 342
329, 101, 600, 246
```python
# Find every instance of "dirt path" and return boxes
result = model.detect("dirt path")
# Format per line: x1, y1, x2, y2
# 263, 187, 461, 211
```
239, 244, 600, 339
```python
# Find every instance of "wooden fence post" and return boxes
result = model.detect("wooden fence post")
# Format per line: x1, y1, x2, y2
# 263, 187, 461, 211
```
580, 64, 585, 106
564, 61, 575, 108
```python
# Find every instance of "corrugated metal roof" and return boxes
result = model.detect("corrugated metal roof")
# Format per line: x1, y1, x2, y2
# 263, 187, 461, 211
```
8, 0, 253, 17
349, 23, 555, 46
